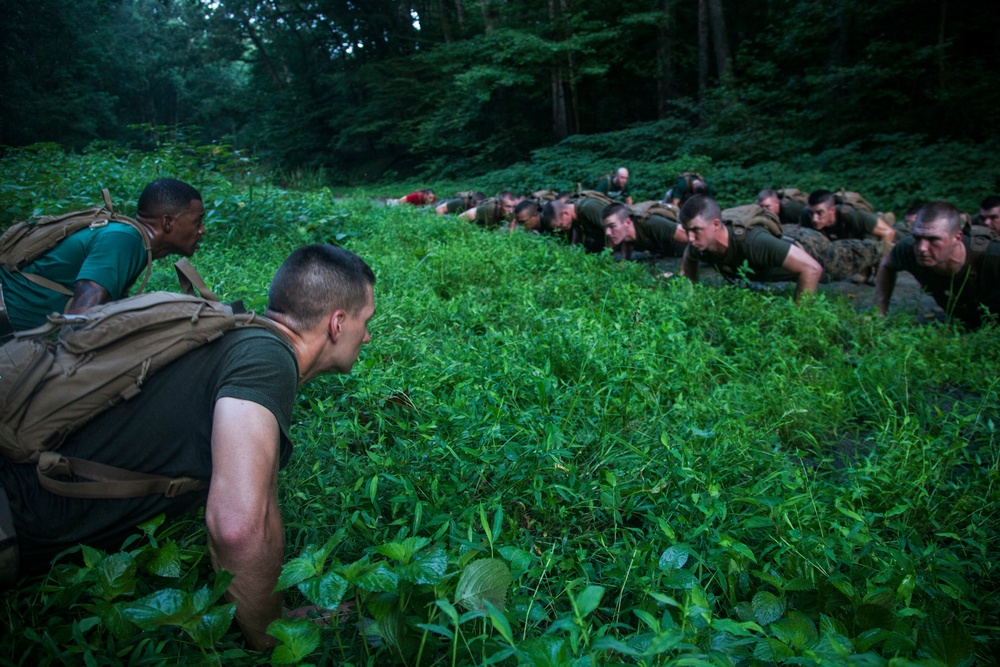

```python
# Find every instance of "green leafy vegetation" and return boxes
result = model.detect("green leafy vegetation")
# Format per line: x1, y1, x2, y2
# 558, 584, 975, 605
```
1, 138, 997, 665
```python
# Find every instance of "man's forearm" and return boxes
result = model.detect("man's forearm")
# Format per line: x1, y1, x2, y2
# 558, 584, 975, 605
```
794, 267, 822, 301
874, 259, 897, 315
208, 509, 284, 650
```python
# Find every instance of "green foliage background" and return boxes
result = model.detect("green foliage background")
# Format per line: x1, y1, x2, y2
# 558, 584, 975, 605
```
0, 139, 997, 665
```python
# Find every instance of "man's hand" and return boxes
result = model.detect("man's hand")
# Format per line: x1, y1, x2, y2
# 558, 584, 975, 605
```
206, 397, 285, 651
782, 245, 823, 301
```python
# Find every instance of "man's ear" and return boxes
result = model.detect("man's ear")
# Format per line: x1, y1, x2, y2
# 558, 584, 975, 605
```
328, 309, 346, 341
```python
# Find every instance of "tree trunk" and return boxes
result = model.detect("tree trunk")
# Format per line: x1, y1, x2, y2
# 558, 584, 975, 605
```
656, 0, 672, 116
454, 0, 465, 34
937, 0, 947, 89
479, 0, 493, 33
552, 69, 568, 138
707, 0, 730, 81
238, 14, 284, 86
697, 0, 708, 100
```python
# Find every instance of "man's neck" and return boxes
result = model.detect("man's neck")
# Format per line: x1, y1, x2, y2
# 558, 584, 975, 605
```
935, 239, 968, 276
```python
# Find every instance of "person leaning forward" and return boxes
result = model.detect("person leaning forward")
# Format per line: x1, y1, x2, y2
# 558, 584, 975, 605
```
0, 179, 205, 334
601, 202, 688, 259
876, 201, 1000, 328
680, 196, 822, 301
0, 244, 376, 650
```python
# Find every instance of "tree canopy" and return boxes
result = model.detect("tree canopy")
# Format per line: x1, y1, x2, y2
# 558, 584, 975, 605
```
2, 0, 997, 180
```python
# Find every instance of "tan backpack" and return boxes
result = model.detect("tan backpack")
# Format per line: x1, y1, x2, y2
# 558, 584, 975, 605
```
0, 262, 281, 499
722, 204, 783, 241
0, 189, 152, 297
833, 189, 875, 213
630, 200, 679, 223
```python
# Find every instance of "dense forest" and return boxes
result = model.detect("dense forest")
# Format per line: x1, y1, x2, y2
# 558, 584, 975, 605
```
2, 0, 998, 181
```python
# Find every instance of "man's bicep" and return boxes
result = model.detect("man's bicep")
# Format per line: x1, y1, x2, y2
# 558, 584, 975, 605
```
208, 398, 281, 521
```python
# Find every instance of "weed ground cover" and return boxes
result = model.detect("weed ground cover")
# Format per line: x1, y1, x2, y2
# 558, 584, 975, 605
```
1, 142, 997, 666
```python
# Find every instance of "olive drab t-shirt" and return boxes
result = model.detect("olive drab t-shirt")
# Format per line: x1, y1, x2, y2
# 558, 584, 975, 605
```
806, 207, 879, 241
0, 223, 147, 330
0, 328, 298, 567
572, 197, 609, 253
596, 176, 630, 201
888, 236, 1000, 328
634, 215, 685, 257
687, 225, 796, 282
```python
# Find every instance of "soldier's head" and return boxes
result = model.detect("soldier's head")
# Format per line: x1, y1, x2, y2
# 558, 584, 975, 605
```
266, 244, 376, 376
138, 178, 206, 258
808, 190, 838, 230
470, 192, 487, 206
904, 202, 923, 225
601, 203, 636, 246
614, 167, 629, 189
680, 195, 724, 251
423, 189, 437, 205
690, 179, 709, 197
541, 200, 574, 232
495, 191, 520, 216
757, 189, 781, 215
514, 200, 541, 231
979, 195, 1000, 232
912, 201, 964, 269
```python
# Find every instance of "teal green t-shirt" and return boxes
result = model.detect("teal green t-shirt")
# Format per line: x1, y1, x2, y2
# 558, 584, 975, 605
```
0, 223, 146, 330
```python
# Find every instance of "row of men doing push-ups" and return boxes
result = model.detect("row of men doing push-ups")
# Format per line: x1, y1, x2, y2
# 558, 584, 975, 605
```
427, 184, 1000, 330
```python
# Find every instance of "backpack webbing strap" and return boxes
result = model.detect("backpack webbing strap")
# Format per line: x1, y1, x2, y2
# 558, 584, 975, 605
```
174, 259, 219, 301
21, 272, 74, 296
36, 451, 205, 499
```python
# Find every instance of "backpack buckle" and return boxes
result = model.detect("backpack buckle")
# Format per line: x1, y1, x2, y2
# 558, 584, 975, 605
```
89, 220, 109, 229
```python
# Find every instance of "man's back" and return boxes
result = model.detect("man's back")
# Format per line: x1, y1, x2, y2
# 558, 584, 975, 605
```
689, 225, 797, 281
1, 223, 147, 330
0, 327, 296, 568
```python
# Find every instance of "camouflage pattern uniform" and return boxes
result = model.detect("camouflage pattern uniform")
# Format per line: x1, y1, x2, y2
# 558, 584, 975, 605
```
782, 225, 885, 282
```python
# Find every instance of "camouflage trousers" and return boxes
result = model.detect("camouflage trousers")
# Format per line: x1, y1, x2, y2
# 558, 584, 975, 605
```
782, 225, 885, 282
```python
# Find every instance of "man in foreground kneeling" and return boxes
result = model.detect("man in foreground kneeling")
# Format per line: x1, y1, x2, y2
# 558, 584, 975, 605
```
0, 244, 376, 650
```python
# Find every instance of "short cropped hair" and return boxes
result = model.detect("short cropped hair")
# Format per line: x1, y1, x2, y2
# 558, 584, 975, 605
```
514, 200, 539, 216
979, 195, 1000, 211
808, 189, 836, 207
916, 201, 963, 235
757, 188, 778, 204
690, 180, 709, 196
540, 200, 566, 232
679, 195, 721, 227
267, 244, 376, 329
137, 179, 202, 216
601, 202, 629, 222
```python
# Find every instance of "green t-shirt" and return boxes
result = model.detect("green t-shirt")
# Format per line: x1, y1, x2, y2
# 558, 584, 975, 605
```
444, 198, 467, 214
0, 223, 147, 330
0, 328, 298, 567
572, 197, 608, 253
634, 215, 684, 257
474, 200, 507, 229
888, 236, 1000, 328
688, 225, 795, 282
808, 207, 879, 241
595, 176, 630, 201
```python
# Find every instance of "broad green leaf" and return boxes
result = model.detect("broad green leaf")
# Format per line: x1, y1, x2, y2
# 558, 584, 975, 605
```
416, 622, 454, 639
574, 585, 604, 618
434, 599, 459, 623
298, 569, 348, 609
374, 542, 408, 561
145, 540, 182, 579
121, 589, 189, 628
191, 603, 236, 647
753, 637, 794, 662
275, 557, 319, 591
770, 611, 818, 649
454, 558, 513, 613
498, 546, 533, 575
591, 636, 639, 655
658, 546, 689, 571
751, 591, 785, 626
711, 617, 755, 637
267, 618, 321, 665
97, 552, 137, 600
98, 600, 137, 641
397, 547, 447, 585
354, 561, 399, 593
921, 614, 975, 667
517, 636, 568, 667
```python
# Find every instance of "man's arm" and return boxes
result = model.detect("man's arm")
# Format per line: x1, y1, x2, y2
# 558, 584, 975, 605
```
458, 207, 476, 222
874, 253, 897, 316
206, 397, 285, 651
66, 280, 112, 314
781, 244, 823, 300
680, 247, 700, 283
872, 218, 896, 245
625, 196, 633, 206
